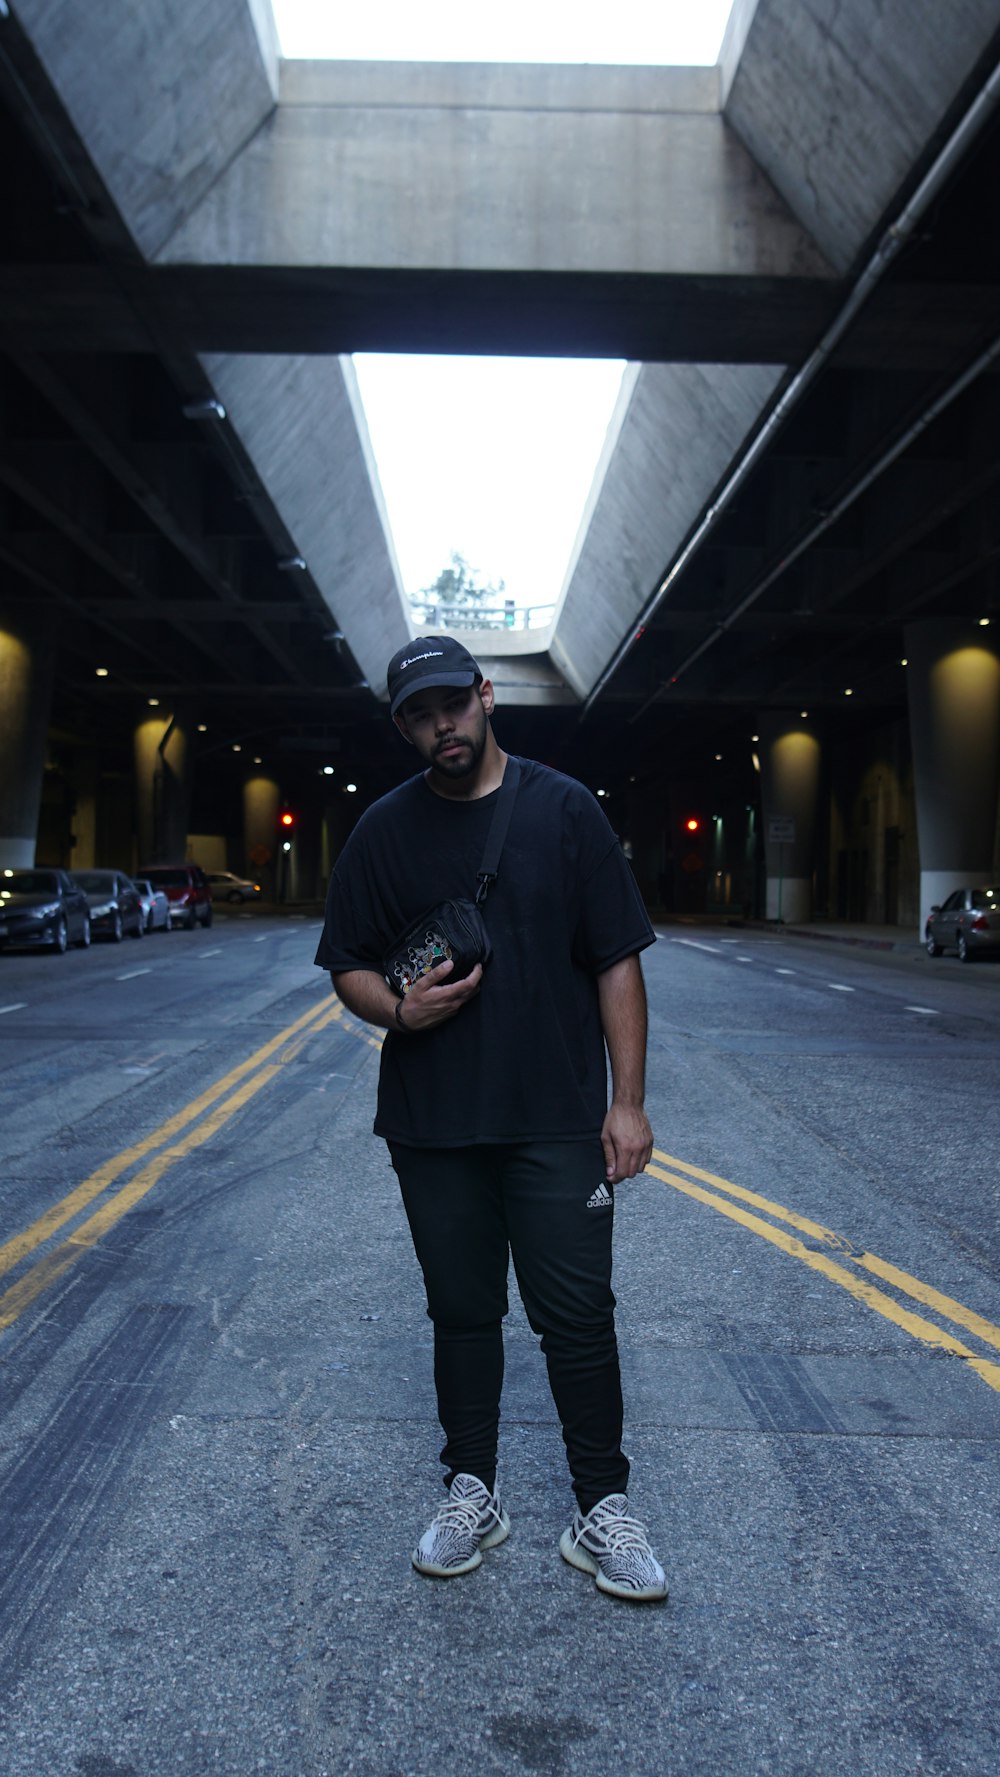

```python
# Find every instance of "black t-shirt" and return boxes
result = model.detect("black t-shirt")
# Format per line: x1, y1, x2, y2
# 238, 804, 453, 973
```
314, 757, 655, 1147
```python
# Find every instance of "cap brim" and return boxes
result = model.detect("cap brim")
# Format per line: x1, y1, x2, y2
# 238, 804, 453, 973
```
390, 670, 478, 716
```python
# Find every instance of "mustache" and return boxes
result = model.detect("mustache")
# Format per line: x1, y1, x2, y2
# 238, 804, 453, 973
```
434, 736, 469, 755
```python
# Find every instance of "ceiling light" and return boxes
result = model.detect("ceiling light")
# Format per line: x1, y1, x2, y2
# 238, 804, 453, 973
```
148, 697, 159, 707
900, 658, 908, 667
346, 783, 358, 794
844, 688, 853, 696
95, 666, 109, 678
182, 397, 226, 421
979, 616, 991, 627
751, 733, 759, 743
800, 710, 808, 719
277, 555, 307, 572
714, 754, 722, 762
254, 756, 262, 765
322, 765, 335, 775
232, 744, 242, 753
197, 723, 207, 732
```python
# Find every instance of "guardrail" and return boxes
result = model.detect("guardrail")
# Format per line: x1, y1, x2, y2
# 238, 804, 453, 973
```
408, 602, 556, 632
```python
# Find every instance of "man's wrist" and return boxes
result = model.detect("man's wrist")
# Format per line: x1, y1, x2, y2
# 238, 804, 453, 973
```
394, 997, 411, 1033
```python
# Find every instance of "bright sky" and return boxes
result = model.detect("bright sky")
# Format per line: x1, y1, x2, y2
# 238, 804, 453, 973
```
270, 1, 736, 612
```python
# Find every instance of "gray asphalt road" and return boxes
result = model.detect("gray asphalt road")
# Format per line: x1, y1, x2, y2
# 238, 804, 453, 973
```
0, 917, 998, 1777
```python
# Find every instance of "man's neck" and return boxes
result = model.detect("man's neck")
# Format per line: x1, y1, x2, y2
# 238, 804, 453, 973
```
424, 739, 508, 801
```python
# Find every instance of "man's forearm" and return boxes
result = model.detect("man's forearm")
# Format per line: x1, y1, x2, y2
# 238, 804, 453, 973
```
332, 968, 399, 1030
597, 953, 648, 1105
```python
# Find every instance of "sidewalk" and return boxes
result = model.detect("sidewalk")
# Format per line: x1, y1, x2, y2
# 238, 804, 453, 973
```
651, 912, 922, 955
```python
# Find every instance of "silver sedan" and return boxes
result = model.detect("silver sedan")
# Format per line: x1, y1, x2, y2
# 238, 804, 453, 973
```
925, 886, 1000, 962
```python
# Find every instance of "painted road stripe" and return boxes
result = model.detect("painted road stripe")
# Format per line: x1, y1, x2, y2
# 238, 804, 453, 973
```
671, 939, 724, 955
0, 994, 337, 1283
252, 935, 270, 943
0, 1003, 27, 1015
736, 957, 753, 963
776, 968, 796, 975
829, 983, 855, 992
906, 1006, 940, 1016
649, 1148, 1000, 1392
198, 948, 222, 958
116, 968, 151, 981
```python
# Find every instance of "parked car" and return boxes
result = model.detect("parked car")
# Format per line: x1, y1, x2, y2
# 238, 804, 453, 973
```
70, 869, 144, 941
0, 867, 92, 953
205, 870, 262, 905
925, 886, 1000, 962
138, 864, 212, 929
131, 876, 171, 932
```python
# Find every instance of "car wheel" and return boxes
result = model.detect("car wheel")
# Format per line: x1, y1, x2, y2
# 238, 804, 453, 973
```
111, 911, 123, 942
957, 931, 972, 963
202, 904, 213, 927
51, 916, 68, 954
925, 930, 942, 957
77, 916, 92, 949
131, 914, 143, 938
185, 905, 197, 930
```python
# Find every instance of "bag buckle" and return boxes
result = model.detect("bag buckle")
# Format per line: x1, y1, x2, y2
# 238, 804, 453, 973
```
475, 871, 496, 905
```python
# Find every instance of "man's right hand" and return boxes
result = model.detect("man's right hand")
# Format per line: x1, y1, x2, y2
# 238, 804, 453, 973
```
399, 959, 483, 1031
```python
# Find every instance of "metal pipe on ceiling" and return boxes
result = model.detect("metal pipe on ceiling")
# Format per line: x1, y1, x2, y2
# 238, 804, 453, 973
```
581, 48, 1000, 722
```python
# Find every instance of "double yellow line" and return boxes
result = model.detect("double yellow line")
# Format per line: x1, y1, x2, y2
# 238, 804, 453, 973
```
0, 993, 355, 1332
648, 1149, 1000, 1395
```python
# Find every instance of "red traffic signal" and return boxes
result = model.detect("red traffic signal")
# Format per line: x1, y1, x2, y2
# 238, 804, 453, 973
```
684, 816, 701, 834
279, 811, 295, 829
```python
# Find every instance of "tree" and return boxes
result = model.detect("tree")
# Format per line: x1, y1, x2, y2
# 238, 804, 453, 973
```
410, 551, 508, 630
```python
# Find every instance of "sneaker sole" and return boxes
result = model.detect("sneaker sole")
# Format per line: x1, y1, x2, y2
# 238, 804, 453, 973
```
412, 1513, 510, 1578
558, 1527, 668, 1602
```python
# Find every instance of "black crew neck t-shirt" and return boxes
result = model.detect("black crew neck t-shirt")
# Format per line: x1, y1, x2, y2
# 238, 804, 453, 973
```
314, 757, 655, 1147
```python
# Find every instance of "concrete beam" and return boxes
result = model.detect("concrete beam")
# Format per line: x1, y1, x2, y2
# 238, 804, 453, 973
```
13, 0, 278, 258
725, 0, 1000, 272
157, 60, 831, 288
200, 354, 410, 701
550, 362, 784, 701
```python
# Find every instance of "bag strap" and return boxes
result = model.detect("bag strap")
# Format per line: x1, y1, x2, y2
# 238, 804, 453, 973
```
475, 756, 521, 904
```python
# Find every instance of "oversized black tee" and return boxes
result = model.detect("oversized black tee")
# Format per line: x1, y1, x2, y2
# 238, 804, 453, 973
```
314, 757, 655, 1147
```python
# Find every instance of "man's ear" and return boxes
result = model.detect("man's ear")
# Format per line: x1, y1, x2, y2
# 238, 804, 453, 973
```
479, 678, 495, 715
392, 712, 414, 746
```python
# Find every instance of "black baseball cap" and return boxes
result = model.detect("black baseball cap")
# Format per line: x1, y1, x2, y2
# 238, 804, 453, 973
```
387, 636, 482, 717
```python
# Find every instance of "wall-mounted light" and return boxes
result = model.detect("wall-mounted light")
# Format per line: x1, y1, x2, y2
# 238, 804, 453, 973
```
277, 555, 307, 572
182, 397, 226, 422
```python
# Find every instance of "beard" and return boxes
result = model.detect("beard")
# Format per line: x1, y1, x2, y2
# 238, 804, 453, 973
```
429, 724, 487, 780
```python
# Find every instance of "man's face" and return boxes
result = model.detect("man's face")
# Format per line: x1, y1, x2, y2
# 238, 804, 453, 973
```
394, 681, 492, 781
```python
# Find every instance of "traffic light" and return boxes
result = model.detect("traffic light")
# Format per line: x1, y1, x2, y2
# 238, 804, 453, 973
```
279, 811, 295, 829
279, 810, 295, 852
684, 816, 701, 834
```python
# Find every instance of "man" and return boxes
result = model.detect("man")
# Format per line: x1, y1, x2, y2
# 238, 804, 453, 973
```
315, 636, 666, 1602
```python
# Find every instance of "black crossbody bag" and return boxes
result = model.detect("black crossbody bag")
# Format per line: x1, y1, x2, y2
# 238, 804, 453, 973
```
382, 758, 520, 996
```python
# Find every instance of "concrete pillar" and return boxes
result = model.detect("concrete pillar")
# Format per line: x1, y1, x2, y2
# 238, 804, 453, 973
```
758, 716, 822, 922
244, 773, 280, 901
905, 620, 1000, 932
134, 711, 192, 865
69, 749, 99, 870
0, 619, 55, 868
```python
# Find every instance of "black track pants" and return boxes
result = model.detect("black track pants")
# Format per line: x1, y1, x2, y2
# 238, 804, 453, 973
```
388, 1139, 630, 1513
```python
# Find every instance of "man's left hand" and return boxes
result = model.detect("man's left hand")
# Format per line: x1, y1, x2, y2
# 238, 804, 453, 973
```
600, 1102, 653, 1184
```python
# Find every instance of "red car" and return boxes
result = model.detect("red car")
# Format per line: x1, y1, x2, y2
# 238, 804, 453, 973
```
139, 864, 213, 930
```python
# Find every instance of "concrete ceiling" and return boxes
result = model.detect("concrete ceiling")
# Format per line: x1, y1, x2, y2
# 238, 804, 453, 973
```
0, 0, 998, 825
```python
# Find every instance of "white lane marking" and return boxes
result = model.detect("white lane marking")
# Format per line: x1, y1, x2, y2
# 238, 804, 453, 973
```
736, 957, 753, 963
829, 983, 855, 992
199, 948, 222, 958
906, 1006, 940, 1016
252, 935, 271, 943
670, 938, 724, 955
719, 938, 740, 944
0, 1002, 27, 1015
116, 968, 152, 981
776, 968, 797, 975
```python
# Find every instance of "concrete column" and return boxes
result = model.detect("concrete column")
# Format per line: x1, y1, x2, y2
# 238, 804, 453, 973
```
243, 773, 280, 901
905, 620, 1000, 932
0, 619, 55, 868
69, 749, 99, 870
758, 716, 822, 922
134, 711, 192, 865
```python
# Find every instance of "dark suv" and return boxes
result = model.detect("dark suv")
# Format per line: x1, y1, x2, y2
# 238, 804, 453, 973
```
139, 864, 213, 929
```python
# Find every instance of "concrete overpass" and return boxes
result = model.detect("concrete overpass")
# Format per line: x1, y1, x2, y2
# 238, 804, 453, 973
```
0, 0, 998, 928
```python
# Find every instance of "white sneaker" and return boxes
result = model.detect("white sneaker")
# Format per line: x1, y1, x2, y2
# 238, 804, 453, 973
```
559, 1493, 668, 1601
412, 1473, 510, 1578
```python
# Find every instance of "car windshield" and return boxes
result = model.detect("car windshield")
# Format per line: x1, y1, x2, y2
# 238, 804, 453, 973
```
73, 872, 115, 892
971, 887, 999, 909
1, 870, 60, 895
144, 869, 190, 887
